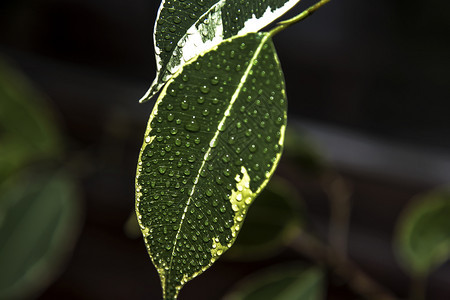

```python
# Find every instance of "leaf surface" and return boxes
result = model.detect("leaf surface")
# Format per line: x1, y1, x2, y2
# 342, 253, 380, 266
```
394, 189, 450, 276
136, 32, 287, 299
141, 0, 301, 101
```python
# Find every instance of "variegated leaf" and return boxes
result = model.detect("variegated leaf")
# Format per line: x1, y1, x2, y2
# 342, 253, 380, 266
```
140, 0, 301, 102
136, 31, 287, 299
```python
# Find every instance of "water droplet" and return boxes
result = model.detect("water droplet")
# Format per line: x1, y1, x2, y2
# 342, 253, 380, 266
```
159, 166, 167, 174
200, 85, 210, 94
181, 100, 189, 110
210, 138, 218, 147
218, 122, 226, 131
167, 113, 175, 121
170, 128, 177, 135
188, 155, 196, 163
197, 96, 205, 104
169, 88, 177, 96
210, 76, 219, 85
222, 154, 230, 163
185, 119, 200, 132
164, 43, 173, 52
173, 16, 181, 24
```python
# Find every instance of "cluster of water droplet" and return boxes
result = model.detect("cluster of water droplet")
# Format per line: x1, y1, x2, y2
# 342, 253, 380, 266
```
156, 0, 214, 55
136, 33, 287, 298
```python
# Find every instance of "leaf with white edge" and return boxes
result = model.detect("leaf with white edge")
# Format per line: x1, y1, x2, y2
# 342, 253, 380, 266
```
394, 189, 450, 276
140, 0, 301, 102
0, 169, 81, 299
224, 263, 325, 300
136, 32, 287, 299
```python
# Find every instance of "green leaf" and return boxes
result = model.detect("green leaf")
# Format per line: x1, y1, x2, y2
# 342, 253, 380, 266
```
394, 189, 450, 276
226, 175, 303, 261
136, 32, 287, 299
0, 57, 62, 180
224, 263, 325, 300
0, 169, 82, 299
141, 0, 301, 101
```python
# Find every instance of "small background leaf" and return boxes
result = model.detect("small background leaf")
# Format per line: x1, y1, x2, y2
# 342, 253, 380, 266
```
224, 263, 325, 300
394, 189, 450, 276
0, 168, 82, 299
225, 175, 303, 261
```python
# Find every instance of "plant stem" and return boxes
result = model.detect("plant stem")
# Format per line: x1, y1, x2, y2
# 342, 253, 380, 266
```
268, 0, 332, 37
291, 232, 399, 300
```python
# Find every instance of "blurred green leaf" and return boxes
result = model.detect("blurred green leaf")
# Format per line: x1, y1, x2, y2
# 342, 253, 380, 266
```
226, 175, 303, 261
0, 57, 62, 180
283, 128, 326, 176
224, 263, 325, 300
0, 168, 82, 299
394, 189, 450, 276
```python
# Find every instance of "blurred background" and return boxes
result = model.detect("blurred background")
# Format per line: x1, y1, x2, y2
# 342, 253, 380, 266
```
0, 0, 449, 299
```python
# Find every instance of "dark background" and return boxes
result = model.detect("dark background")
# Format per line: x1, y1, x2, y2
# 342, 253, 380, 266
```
1, 0, 449, 299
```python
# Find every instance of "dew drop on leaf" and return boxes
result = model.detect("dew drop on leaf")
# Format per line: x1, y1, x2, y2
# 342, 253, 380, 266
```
185, 119, 200, 132
200, 85, 210, 94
